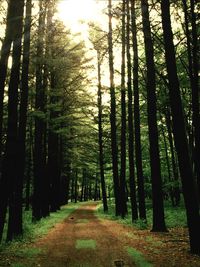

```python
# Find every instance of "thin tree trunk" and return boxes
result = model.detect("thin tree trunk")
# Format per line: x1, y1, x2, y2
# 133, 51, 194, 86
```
119, 0, 127, 218
141, 0, 167, 232
161, 0, 200, 254
97, 53, 108, 212
165, 109, 180, 206
108, 0, 120, 216
126, 0, 138, 221
131, 0, 146, 221
33, 0, 47, 221
160, 119, 174, 206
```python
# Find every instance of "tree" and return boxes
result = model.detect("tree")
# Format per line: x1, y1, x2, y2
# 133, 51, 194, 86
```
97, 52, 108, 212
108, 0, 120, 216
182, 0, 200, 196
0, 0, 25, 241
119, 0, 127, 218
141, 0, 167, 232
126, 0, 138, 221
131, 0, 146, 221
13, 0, 32, 239
161, 0, 200, 254
32, 0, 48, 221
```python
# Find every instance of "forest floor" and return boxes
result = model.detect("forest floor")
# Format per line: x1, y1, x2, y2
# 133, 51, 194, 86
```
0, 202, 200, 267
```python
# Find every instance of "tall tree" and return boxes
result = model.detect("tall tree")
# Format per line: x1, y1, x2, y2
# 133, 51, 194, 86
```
141, 0, 167, 231
131, 0, 146, 220
108, 0, 120, 216
120, 0, 127, 218
97, 52, 108, 212
1, 0, 25, 241
182, 0, 200, 195
32, 0, 47, 221
0, 0, 17, 240
161, 0, 200, 254
0, 0, 17, 165
126, 0, 138, 221
11, 0, 32, 239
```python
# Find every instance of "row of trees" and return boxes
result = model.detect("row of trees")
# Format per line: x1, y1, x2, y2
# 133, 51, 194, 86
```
90, 0, 200, 254
0, 0, 98, 242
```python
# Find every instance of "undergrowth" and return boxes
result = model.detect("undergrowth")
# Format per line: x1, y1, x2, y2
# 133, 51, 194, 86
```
96, 199, 187, 229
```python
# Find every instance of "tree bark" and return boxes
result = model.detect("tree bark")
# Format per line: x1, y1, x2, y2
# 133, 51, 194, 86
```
2, 0, 25, 241
33, 0, 47, 221
12, 0, 32, 238
120, 0, 127, 218
108, 0, 120, 216
126, 0, 138, 222
97, 52, 108, 212
141, 0, 167, 232
131, 0, 146, 221
0, 0, 15, 165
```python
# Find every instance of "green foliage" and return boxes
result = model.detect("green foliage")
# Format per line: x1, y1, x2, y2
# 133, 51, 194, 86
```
96, 199, 187, 229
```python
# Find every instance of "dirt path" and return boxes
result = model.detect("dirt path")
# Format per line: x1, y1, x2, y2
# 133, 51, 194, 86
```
3, 202, 200, 267
31, 203, 137, 267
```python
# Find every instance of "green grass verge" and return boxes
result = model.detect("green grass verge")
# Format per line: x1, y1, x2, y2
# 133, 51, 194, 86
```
0, 202, 81, 252
127, 247, 153, 267
96, 199, 187, 229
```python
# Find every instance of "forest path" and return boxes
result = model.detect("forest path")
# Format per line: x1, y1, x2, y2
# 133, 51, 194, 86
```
30, 202, 140, 267
4, 202, 200, 267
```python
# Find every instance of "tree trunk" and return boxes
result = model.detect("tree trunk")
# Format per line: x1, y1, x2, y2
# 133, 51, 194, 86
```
165, 109, 180, 206
32, 0, 47, 221
141, 0, 167, 232
97, 53, 108, 212
119, 0, 128, 218
182, 0, 200, 197
12, 0, 32, 238
108, 0, 120, 216
2, 0, 25, 241
126, 0, 138, 221
161, 0, 200, 254
131, 0, 146, 221
0, 0, 18, 242
0, 0, 15, 164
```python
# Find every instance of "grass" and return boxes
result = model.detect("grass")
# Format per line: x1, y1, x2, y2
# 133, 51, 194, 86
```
96, 198, 187, 229
10, 264, 27, 267
75, 239, 96, 249
22, 202, 81, 242
0, 202, 81, 255
14, 247, 42, 257
127, 247, 153, 267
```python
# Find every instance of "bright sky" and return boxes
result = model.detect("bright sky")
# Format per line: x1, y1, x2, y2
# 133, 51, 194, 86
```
57, 0, 121, 89
57, 0, 108, 36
